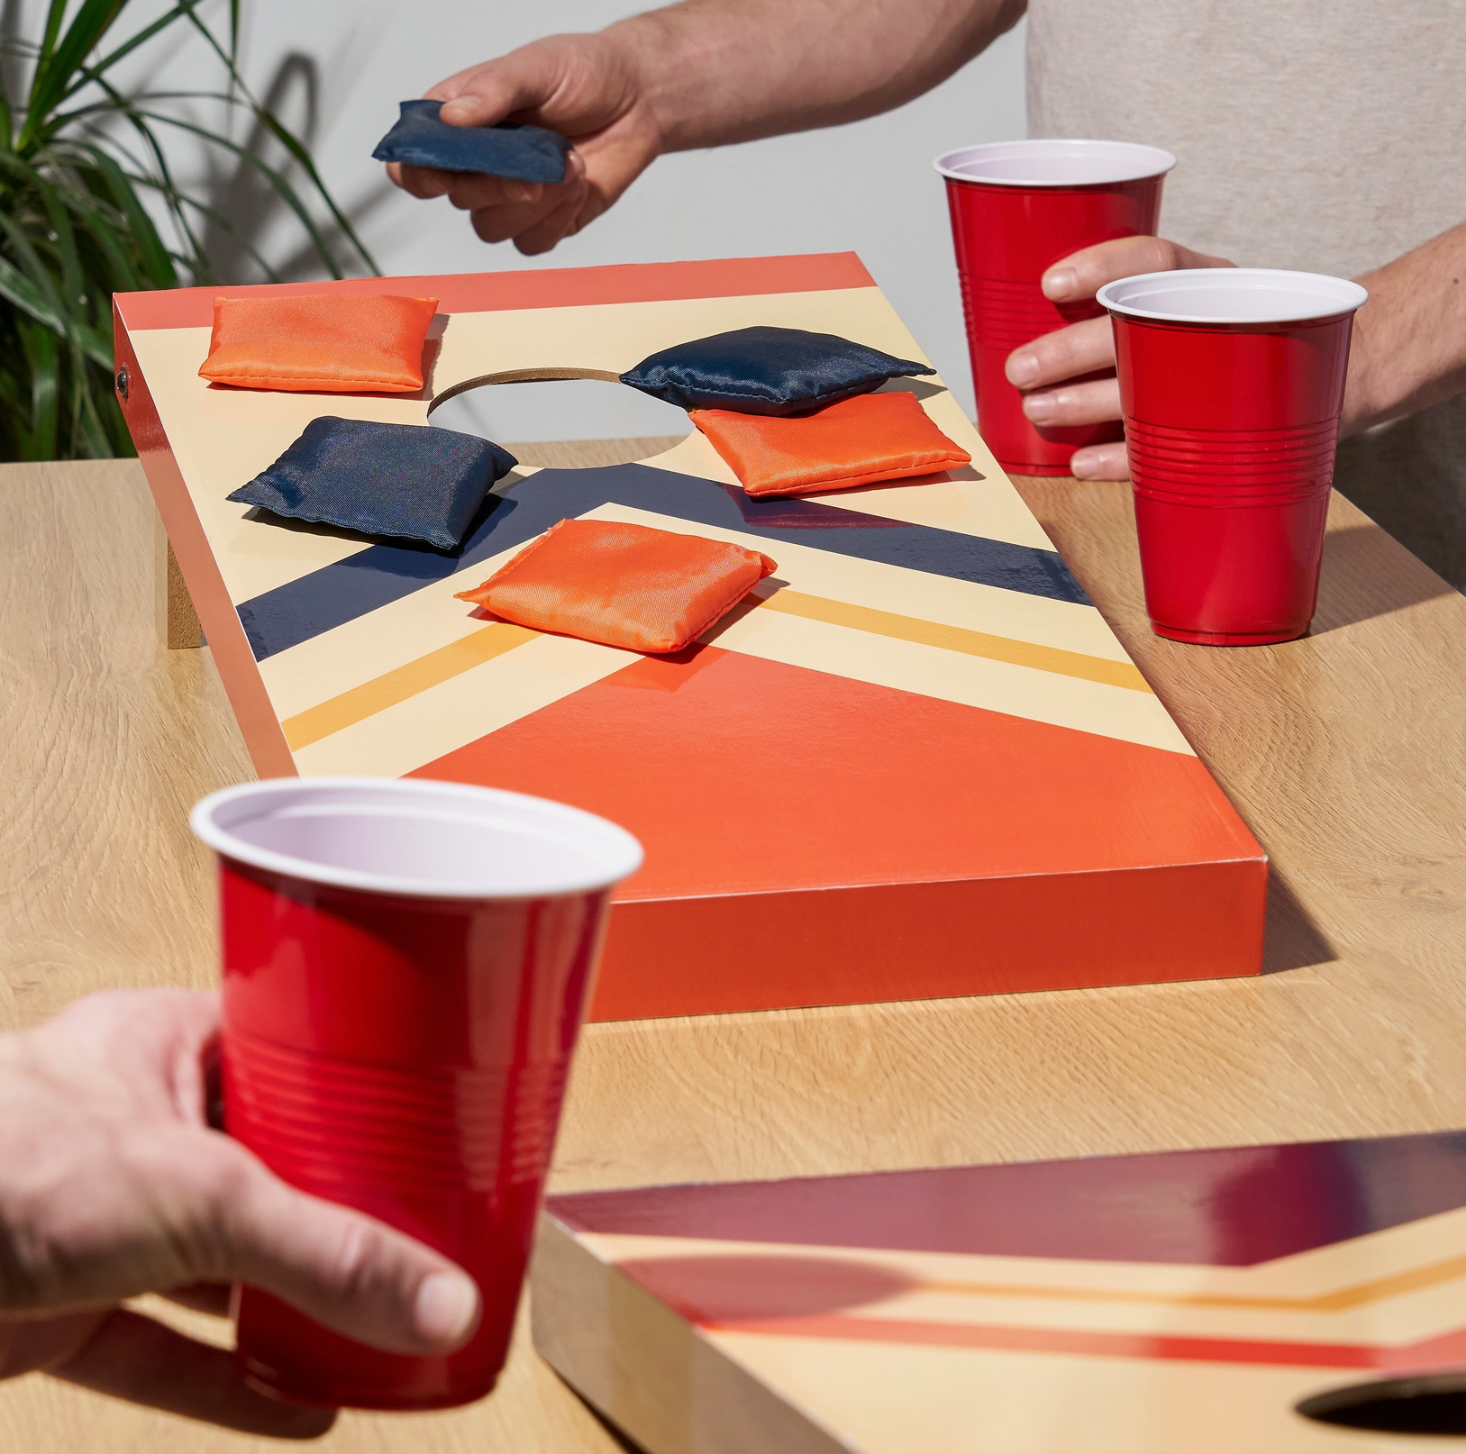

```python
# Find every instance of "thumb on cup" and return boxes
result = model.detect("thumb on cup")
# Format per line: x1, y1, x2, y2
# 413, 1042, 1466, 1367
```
211, 1145, 481, 1356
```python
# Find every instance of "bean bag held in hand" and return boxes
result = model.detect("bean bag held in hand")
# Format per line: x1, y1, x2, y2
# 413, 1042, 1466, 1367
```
372, 99, 571, 184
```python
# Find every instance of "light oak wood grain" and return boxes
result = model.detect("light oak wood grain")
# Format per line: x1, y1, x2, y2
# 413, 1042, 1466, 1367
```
2, 454, 1464, 1450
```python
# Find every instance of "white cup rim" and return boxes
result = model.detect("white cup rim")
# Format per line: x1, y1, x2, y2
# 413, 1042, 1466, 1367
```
933, 138, 1177, 187
1098, 268, 1369, 325
191, 776, 644, 901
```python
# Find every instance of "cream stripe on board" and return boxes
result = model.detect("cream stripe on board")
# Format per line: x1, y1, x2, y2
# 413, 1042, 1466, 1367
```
583, 502, 1132, 661
562, 1242, 1466, 1348
689, 1289, 1458, 1345
269, 512, 1170, 762
257, 531, 539, 720
575, 1225, 1466, 1370
291, 631, 637, 778
259, 492, 1132, 725
693, 1275, 1466, 1348
276, 585, 1147, 755
706, 603, 1191, 756
706, 1334, 1357, 1454
296, 584, 1184, 773
282, 622, 539, 750
908, 1254, 1466, 1317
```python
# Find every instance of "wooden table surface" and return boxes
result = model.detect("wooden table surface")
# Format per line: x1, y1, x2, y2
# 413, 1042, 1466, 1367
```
3, 441, 1465, 1450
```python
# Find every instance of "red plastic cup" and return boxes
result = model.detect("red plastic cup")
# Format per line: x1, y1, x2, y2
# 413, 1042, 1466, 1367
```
189, 777, 643, 1411
1098, 269, 1368, 645
934, 139, 1175, 476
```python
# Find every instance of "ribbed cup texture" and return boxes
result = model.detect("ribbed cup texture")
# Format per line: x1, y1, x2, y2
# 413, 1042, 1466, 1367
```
959, 273, 1076, 353
1126, 418, 1340, 507
223, 1028, 568, 1195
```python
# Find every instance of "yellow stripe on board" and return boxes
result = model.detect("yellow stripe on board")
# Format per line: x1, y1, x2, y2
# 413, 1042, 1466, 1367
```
914, 1248, 1466, 1315
281, 622, 540, 751
281, 588, 1148, 754
757, 590, 1152, 694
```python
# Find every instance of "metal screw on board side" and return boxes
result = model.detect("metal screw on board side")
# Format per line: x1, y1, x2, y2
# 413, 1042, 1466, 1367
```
115, 366, 128, 401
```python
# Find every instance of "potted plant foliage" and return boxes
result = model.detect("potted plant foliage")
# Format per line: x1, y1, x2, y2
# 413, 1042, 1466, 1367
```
0, 0, 375, 460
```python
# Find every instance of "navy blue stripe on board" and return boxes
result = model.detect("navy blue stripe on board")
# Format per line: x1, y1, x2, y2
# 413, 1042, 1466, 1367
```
236, 462, 1090, 661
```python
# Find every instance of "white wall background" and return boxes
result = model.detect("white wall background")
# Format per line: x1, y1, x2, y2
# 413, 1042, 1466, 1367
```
121, 1, 1029, 436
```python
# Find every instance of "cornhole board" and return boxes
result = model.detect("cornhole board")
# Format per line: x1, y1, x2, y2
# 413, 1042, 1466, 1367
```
113, 252, 1267, 1021
534, 1129, 1466, 1452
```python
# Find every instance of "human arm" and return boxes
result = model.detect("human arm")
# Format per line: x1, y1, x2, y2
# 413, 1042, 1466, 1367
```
1344, 218, 1466, 435
0, 991, 480, 1431
389, 0, 1025, 254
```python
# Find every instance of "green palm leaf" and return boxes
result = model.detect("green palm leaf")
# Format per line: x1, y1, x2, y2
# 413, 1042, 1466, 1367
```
0, 0, 376, 460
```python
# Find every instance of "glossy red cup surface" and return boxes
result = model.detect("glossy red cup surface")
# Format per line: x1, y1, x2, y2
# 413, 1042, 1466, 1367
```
935, 140, 1174, 475
1099, 269, 1368, 645
190, 778, 642, 1411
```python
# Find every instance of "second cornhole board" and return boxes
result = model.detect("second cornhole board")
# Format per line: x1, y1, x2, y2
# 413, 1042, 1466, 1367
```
535, 1130, 1466, 1453
113, 252, 1266, 1020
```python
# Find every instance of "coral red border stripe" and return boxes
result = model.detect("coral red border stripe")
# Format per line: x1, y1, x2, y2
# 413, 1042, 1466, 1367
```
114, 252, 876, 331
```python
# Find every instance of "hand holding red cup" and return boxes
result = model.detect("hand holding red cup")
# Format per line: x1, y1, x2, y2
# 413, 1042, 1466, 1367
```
191, 777, 642, 1411
934, 138, 1175, 476
1004, 235, 1235, 480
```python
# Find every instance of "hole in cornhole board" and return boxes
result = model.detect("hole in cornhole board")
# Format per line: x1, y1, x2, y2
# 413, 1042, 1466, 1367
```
429, 375, 690, 470
1297, 1373, 1466, 1434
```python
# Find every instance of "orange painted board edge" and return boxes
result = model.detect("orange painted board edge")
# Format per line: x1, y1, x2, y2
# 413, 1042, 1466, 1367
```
588, 857, 1268, 1020
113, 252, 877, 332
113, 305, 296, 778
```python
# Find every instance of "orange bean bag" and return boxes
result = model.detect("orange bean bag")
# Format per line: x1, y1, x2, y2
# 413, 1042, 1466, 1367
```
692, 389, 971, 497
456, 518, 777, 654
198, 293, 439, 393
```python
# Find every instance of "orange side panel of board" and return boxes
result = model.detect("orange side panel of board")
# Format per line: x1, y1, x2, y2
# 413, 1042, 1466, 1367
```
113, 306, 296, 777
410, 646, 1265, 1019
594, 861, 1263, 1019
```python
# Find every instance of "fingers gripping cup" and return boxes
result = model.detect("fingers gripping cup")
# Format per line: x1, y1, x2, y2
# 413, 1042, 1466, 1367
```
190, 778, 642, 1410
1097, 269, 1368, 645
934, 139, 1175, 476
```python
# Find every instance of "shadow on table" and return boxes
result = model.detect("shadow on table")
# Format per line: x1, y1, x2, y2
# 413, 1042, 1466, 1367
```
1261, 866, 1335, 975
48, 1305, 335, 1439
1312, 524, 1457, 636
581, 1399, 650, 1453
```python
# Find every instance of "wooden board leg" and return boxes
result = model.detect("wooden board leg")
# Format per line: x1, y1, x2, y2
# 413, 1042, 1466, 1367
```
155, 510, 202, 649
